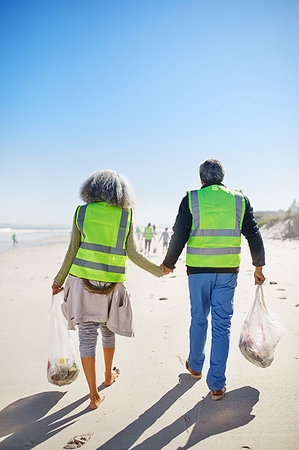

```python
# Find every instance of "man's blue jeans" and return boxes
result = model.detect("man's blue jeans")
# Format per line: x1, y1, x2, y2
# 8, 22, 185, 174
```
188, 272, 238, 391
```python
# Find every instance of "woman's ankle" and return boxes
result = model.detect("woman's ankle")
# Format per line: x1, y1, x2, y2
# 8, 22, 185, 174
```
89, 392, 104, 409
104, 368, 119, 386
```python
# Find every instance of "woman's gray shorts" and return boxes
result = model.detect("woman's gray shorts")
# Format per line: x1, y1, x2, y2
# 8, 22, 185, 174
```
78, 321, 115, 357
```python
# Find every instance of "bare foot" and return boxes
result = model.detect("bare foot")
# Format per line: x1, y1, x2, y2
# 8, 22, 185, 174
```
90, 392, 105, 409
105, 367, 120, 386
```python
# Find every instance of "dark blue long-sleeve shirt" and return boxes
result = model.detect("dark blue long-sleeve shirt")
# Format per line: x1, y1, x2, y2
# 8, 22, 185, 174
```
163, 184, 265, 274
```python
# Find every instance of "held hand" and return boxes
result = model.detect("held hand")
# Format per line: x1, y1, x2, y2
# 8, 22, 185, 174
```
52, 282, 64, 295
161, 264, 173, 276
254, 267, 265, 285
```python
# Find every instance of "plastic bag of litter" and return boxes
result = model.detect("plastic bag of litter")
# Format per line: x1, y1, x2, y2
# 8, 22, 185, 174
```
239, 285, 285, 368
47, 293, 80, 386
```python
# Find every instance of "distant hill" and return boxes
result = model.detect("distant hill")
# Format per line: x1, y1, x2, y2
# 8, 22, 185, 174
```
255, 211, 299, 239
254, 209, 285, 218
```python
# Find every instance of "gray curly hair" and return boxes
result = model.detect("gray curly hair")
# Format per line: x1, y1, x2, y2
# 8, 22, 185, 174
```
199, 159, 225, 184
80, 170, 136, 208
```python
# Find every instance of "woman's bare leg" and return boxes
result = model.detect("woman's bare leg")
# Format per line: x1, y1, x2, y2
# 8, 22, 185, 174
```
81, 356, 104, 409
103, 347, 119, 385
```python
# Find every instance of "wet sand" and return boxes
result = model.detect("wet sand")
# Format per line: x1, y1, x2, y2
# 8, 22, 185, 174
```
0, 235, 298, 449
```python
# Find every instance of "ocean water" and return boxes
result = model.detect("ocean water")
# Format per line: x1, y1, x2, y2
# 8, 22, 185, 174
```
0, 227, 71, 254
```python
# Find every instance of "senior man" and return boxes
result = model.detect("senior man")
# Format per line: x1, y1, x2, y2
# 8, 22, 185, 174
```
162, 159, 265, 400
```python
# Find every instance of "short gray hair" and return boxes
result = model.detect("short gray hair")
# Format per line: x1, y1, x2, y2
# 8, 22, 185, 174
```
80, 169, 136, 208
199, 159, 225, 184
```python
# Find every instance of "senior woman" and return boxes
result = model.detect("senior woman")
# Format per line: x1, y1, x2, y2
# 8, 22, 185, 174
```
52, 170, 166, 409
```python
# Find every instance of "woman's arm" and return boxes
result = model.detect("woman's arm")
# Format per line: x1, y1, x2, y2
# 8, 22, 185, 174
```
126, 221, 163, 277
52, 211, 81, 288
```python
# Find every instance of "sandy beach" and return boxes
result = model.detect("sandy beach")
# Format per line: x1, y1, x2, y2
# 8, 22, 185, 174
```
0, 235, 298, 449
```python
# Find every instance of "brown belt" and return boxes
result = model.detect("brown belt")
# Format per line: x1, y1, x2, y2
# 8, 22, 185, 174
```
81, 278, 117, 295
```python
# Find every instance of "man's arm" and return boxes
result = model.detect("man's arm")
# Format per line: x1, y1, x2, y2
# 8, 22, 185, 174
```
242, 196, 266, 284
162, 195, 192, 269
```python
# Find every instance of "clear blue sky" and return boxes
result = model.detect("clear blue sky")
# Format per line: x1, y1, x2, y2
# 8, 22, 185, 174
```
1, 0, 298, 227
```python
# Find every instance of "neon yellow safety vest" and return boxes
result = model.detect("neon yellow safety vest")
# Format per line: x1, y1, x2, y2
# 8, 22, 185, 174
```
69, 202, 131, 282
144, 226, 154, 240
186, 185, 245, 268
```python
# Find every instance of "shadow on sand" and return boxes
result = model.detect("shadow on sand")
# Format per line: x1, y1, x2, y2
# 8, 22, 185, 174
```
98, 375, 259, 449
0, 378, 259, 449
0, 387, 100, 449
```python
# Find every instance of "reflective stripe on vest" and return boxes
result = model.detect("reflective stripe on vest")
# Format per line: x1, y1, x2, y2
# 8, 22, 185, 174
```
80, 242, 126, 256
77, 205, 87, 239
186, 186, 245, 268
72, 257, 126, 274
116, 209, 130, 248
69, 203, 131, 282
187, 246, 241, 255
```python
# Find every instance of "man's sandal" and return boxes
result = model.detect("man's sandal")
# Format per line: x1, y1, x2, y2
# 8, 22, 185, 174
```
185, 360, 202, 379
210, 386, 226, 400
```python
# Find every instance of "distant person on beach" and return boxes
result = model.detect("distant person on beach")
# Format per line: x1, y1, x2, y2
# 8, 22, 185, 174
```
12, 233, 18, 247
143, 222, 154, 254
159, 227, 170, 252
162, 159, 265, 401
135, 225, 141, 240
52, 170, 167, 409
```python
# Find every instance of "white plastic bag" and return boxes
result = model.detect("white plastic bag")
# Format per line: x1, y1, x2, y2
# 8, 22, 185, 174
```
239, 285, 285, 368
47, 294, 80, 386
